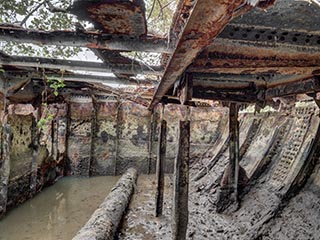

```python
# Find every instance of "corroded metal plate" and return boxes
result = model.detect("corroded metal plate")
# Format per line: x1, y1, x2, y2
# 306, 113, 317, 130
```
71, 0, 147, 36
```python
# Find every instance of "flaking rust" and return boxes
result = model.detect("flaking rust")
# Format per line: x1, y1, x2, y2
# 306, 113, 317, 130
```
70, 0, 147, 37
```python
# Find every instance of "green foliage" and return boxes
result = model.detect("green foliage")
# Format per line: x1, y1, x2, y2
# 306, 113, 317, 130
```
145, 0, 177, 35
37, 104, 54, 130
0, 0, 81, 58
48, 77, 65, 96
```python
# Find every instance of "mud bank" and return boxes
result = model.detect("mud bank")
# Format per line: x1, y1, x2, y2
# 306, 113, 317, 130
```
118, 101, 320, 240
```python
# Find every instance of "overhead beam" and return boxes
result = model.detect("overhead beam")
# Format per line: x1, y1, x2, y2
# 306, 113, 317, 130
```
0, 55, 163, 76
189, 39, 320, 75
149, 0, 251, 110
2, 71, 155, 92
0, 26, 171, 53
192, 86, 260, 103
266, 77, 320, 99
219, 24, 320, 51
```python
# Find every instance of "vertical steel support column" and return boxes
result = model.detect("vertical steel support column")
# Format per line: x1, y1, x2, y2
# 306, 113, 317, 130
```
229, 103, 240, 201
172, 120, 190, 240
155, 116, 167, 217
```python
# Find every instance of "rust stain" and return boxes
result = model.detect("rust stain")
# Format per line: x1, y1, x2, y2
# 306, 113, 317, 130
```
73, 0, 147, 36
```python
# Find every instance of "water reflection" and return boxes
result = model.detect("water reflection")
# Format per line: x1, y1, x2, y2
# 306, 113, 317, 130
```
0, 176, 119, 240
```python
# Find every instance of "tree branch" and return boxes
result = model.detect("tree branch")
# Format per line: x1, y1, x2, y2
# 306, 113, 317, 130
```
20, 0, 47, 27
45, 1, 69, 13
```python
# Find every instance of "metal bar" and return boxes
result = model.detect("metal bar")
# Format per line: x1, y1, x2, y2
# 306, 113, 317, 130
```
0, 26, 171, 53
149, 0, 250, 110
0, 55, 163, 76
172, 120, 190, 240
155, 119, 167, 217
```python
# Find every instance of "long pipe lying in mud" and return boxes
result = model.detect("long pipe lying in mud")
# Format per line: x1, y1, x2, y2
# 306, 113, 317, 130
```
72, 168, 138, 240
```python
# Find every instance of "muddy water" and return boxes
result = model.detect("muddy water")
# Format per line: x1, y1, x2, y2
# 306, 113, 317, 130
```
0, 176, 119, 240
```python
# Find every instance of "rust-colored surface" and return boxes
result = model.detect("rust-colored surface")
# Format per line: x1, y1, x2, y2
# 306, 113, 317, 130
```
71, 0, 147, 36
149, 0, 249, 109
189, 39, 320, 75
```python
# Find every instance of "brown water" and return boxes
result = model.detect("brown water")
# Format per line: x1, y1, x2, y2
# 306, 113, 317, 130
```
0, 176, 119, 240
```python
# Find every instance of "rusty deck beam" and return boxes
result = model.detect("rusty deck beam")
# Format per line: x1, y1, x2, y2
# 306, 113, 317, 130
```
149, 0, 250, 110
0, 55, 163, 76
0, 26, 171, 53
266, 77, 320, 99
172, 120, 190, 240
3, 71, 155, 87
189, 39, 320, 75
155, 118, 167, 217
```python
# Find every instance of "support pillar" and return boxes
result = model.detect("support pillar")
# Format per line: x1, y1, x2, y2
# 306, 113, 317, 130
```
147, 111, 156, 174
229, 103, 240, 202
114, 101, 122, 176
172, 120, 190, 240
0, 124, 11, 218
155, 117, 167, 217
30, 109, 39, 196
89, 97, 97, 176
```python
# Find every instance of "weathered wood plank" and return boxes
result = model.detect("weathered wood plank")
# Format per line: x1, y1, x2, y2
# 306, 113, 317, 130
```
155, 119, 167, 217
172, 120, 190, 240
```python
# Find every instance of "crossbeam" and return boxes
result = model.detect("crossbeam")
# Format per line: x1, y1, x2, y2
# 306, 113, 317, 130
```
0, 26, 171, 53
189, 39, 320, 75
149, 0, 251, 110
0, 55, 163, 76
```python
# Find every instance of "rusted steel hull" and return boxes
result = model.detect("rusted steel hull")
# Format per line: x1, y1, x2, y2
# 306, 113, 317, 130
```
149, 0, 250, 109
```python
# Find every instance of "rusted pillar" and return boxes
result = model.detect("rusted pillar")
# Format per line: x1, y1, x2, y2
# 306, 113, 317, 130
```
0, 123, 11, 218
89, 97, 97, 176
229, 103, 240, 202
155, 113, 167, 217
30, 109, 39, 196
172, 120, 190, 240
114, 101, 122, 176
147, 111, 156, 174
